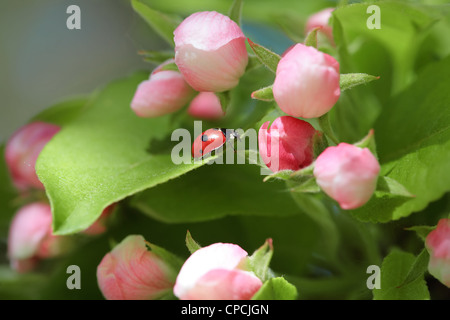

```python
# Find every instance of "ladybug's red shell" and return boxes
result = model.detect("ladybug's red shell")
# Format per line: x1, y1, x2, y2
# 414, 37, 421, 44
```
192, 129, 227, 158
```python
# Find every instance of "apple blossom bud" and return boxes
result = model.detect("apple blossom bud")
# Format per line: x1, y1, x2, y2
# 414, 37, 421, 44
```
174, 243, 262, 300
273, 43, 340, 118
314, 143, 380, 209
174, 11, 248, 92
258, 116, 318, 173
426, 218, 450, 288
131, 60, 194, 118
305, 8, 334, 43
5, 122, 60, 190
8, 202, 64, 273
187, 92, 225, 120
97, 235, 177, 300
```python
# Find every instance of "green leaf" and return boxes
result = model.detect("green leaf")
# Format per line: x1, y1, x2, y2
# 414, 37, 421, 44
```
374, 56, 450, 221
340, 73, 380, 92
289, 177, 320, 194
397, 249, 430, 289
228, 0, 243, 26
248, 239, 273, 282
353, 129, 377, 158
185, 230, 202, 254
263, 169, 293, 182
138, 50, 174, 64
158, 61, 179, 72
215, 91, 231, 113
36, 73, 209, 235
131, 0, 180, 47
131, 164, 302, 223
376, 176, 414, 198
318, 112, 340, 145
247, 38, 281, 74
252, 277, 298, 300
146, 241, 184, 272
373, 249, 430, 300
333, 2, 437, 92
405, 225, 435, 241
348, 176, 415, 223
288, 188, 339, 260
245, 55, 262, 72
304, 27, 319, 48
251, 85, 274, 102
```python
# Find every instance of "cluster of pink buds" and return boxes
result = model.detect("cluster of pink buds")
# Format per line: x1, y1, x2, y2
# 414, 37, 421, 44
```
254, 6, 382, 210
5, 122, 116, 272
131, 11, 248, 120
97, 235, 270, 300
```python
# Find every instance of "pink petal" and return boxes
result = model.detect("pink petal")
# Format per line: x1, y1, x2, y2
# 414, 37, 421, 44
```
174, 243, 249, 299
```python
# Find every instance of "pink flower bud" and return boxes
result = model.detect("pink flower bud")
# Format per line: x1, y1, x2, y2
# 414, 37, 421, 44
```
174, 11, 248, 92
5, 122, 60, 190
174, 243, 262, 300
426, 219, 450, 288
131, 60, 194, 118
273, 43, 340, 118
8, 203, 64, 273
258, 116, 317, 173
313, 143, 380, 209
97, 235, 177, 300
305, 8, 334, 43
187, 92, 225, 120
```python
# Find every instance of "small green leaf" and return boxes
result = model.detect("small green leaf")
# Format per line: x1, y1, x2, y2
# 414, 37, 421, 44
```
353, 129, 377, 158
318, 112, 340, 145
263, 169, 293, 182
146, 241, 184, 272
289, 177, 320, 194
252, 277, 298, 300
215, 91, 231, 113
131, 0, 180, 47
251, 85, 274, 102
405, 225, 435, 241
245, 55, 262, 72
373, 249, 430, 300
290, 163, 314, 179
376, 176, 414, 198
185, 230, 202, 254
247, 38, 281, 74
340, 73, 380, 92
397, 249, 430, 289
228, 0, 243, 26
304, 27, 319, 48
248, 239, 274, 282
158, 61, 179, 72
138, 50, 174, 64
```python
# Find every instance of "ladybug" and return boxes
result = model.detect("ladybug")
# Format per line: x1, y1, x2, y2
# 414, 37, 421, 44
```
192, 128, 239, 159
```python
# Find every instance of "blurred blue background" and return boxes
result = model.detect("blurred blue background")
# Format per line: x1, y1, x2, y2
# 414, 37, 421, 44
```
0, 0, 167, 143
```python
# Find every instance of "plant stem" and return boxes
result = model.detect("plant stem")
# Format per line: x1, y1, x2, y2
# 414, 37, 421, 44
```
318, 113, 340, 145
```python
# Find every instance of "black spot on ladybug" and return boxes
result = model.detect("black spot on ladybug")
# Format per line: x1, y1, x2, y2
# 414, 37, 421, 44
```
201, 135, 209, 142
